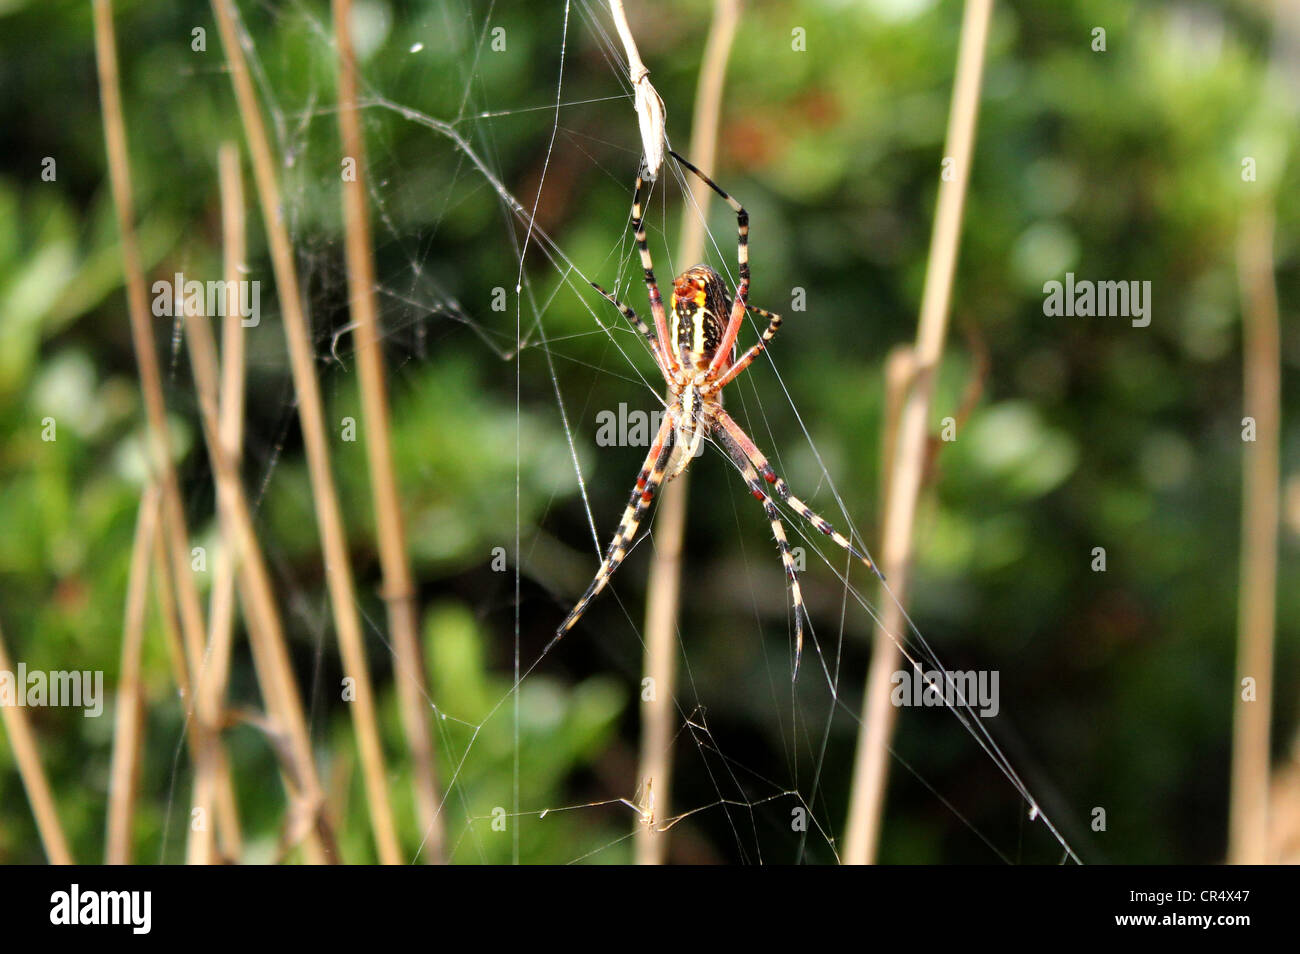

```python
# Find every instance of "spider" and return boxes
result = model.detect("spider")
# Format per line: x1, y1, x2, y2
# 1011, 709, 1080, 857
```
557, 150, 881, 679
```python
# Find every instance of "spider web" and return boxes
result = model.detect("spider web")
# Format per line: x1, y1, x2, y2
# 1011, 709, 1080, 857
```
154, 0, 1087, 864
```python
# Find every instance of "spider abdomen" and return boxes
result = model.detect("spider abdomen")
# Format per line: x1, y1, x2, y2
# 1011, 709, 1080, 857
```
670, 264, 731, 369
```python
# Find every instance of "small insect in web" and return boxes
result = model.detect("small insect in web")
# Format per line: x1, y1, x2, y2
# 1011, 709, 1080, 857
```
557, 151, 882, 679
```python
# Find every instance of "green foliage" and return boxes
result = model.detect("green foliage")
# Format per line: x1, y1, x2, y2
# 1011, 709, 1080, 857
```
417, 601, 627, 863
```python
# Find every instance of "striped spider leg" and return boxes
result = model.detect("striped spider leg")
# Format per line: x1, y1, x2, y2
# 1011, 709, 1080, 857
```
556, 412, 676, 638
588, 281, 674, 388
713, 408, 882, 680
667, 150, 752, 377
627, 162, 678, 378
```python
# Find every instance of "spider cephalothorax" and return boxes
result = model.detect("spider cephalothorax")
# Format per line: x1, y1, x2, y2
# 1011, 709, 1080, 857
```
557, 151, 881, 679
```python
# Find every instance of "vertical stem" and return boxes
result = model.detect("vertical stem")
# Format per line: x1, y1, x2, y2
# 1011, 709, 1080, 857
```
146, 511, 243, 867
676, 0, 738, 269
106, 484, 160, 864
0, 619, 74, 864
334, 0, 447, 864
92, 0, 205, 719
209, 0, 402, 864
148, 506, 256, 863
184, 283, 339, 864
842, 347, 915, 864
636, 0, 739, 866
213, 142, 249, 859
151, 529, 191, 708
1228, 204, 1279, 864
189, 143, 249, 866
843, 0, 992, 865
1225, 0, 1296, 868
92, 0, 237, 855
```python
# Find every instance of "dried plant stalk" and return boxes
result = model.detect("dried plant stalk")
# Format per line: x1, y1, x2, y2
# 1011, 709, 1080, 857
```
213, 142, 249, 859
1225, 0, 1295, 867
184, 291, 340, 864
0, 619, 74, 864
209, 0, 402, 864
636, 0, 739, 866
609, 0, 667, 178
189, 143, 250, 865
1228, 205, 1280, 864
146, 509, 243, 863
843, 0, 993, 865
106, 483, 160, 864
333, 0, 447, 864
92, 0, 238, 855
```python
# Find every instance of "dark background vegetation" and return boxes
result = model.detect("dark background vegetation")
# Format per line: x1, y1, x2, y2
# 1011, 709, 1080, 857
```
0, 0, 1296, 863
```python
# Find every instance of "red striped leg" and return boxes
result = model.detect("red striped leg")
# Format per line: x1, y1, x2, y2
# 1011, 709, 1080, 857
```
556, 413, 676, 638
667, 151, 751, 376
705, 306, 784, 394
714, 408, 883, 580
714, 425, 808, 680
630, 171, 677, 374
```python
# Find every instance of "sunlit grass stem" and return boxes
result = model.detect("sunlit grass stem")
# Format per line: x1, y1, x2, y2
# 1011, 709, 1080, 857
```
843, 0, 993, 865
636, 0, 739, 866
210, 0, 402, 864
92, 0, 238, 859
334, 0, 448, 864
0, 620, 74, 864
105, 483, 159, 864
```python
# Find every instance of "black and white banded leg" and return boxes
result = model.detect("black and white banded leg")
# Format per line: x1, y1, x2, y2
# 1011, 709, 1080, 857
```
589, 280, 674, 386
667, 150, 751, 373
716, 408, 882, 580
715, 425, 810, 679
555, 413, 677, 640
706, 305, 785, 394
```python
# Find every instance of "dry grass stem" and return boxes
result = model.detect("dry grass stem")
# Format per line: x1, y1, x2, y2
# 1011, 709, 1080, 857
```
92, 0, 212, 728
636, 0, 739, 867
105, 483, 160, 864
0, 620, 75, 864
333, 0, 447, 863
843, 347, 915, 865
92, 0, 245, 859
210, 0, 401, 864
1225, 0, 1295, 867
188, 143, 251, 865
1228, 204, 1280, 864
843, 0, 993, 865
184, 287, 340, 864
